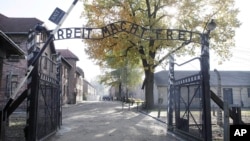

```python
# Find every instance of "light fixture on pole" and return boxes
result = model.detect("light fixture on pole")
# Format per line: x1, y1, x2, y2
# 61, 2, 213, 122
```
207, 19, 217, 32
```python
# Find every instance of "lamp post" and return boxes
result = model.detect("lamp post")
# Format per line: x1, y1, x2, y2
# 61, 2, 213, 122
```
167, 54, 174, 131
200, 19, 216, 141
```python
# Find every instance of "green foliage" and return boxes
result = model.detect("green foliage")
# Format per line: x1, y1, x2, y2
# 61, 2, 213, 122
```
98, 58, 143, 90
82, 0, 240, 71
81, 0, 240, 108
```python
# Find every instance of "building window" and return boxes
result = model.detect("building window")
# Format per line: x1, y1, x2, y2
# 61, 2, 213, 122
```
8, 55, 20, 62
248, 88, 250, 98
44, 53, 48, 69
11, 76, 18, 92
50, 59, 54, 73
36, 33, 41, 43
223, 88, 233, 105
63, 85, 66, 97
50, 56, 53, 73
64, 67, 68, 79
6, 75, 18, 96
36, 32, 46, 43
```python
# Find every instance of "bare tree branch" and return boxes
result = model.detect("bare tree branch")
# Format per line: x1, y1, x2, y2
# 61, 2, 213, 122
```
153, 41, 191, 68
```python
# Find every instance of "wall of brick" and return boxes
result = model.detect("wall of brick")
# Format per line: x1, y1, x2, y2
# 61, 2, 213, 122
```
64, 59, 77, 104
0, 34, 28, 110
76, 73, 83, 102
60, 62, 70, 105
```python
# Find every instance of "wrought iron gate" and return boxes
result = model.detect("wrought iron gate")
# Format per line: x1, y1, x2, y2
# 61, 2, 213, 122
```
174, 72, 204, 140
167, 54, 210, 140
25, 55, 61, 140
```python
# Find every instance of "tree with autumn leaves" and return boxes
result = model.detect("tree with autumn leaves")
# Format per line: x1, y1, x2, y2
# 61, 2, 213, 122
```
81, 0, 240, 108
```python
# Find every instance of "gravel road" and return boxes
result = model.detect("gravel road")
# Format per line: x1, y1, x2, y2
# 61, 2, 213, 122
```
46, 101, 182, 141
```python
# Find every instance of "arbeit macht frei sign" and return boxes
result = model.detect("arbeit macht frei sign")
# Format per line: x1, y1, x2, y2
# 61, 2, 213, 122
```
52, 21, 201, 42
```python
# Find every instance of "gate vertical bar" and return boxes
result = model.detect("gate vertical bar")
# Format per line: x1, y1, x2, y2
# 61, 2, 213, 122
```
56, 54, 62, 127
187, 86, 190, 125
214, 69, 222, 125
175, 86, 180, 129
167, 55, 174, 131
200, 32, 212, 141
27, 54, 39, 141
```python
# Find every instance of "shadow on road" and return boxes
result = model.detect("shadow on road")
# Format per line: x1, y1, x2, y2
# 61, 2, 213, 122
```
47, 101, 182, 141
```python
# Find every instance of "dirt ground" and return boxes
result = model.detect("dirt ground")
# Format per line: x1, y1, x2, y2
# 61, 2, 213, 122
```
46, 101, 183, 141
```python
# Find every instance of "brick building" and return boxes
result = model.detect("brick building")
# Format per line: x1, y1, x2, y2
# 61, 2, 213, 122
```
0, 30, 25, 108
57, 49, 79, 104
83, 79, 97, 101
76, 67, 84, 102
59, 56, 71, 105
58, 49, 95, 104
0, 13, 61, 140
0, 14, 88, 107
0, 13, 42, 109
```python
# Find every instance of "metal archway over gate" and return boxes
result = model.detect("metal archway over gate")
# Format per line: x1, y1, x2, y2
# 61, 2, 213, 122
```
52, 20, 201, 41
0, 0, 217, 140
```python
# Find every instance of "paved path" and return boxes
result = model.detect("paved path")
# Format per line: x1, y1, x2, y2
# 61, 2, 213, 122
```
47, 101, 182, 141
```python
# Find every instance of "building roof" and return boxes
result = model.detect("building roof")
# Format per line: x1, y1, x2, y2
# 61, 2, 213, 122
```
76, 66, 84, 78
83, 79, 94, 88
57, 49, 79, 61
0, 14, 43, 33
155, 70, 250, 87
0, 30, 25, 56
61, 56, 72, 68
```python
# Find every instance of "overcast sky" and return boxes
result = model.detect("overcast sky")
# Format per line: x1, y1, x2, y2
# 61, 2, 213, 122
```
0, 0, 249, 81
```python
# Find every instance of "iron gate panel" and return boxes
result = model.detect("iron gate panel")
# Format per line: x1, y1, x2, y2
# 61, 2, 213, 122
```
36, 77, 60, 139
26, 55, 61, 140
174, 73, 204, 139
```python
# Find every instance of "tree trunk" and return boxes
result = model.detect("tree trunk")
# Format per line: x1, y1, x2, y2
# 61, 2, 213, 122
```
145, 69, 154, 109
139, 40, 156, 109
119, 82, 122, 100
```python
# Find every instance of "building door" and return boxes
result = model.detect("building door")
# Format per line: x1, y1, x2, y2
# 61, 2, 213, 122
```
223, 88, 233, 105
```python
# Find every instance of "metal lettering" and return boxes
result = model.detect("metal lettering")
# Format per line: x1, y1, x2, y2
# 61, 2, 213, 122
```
51, 21, 199, 42
74, 28, 81, 38
66, 28, 72, 38
57, 29, 64, 39
189, 32, 193, 42
167, 29, 173, 40
130, 23, 139, 35
102, 26, 111, 38
178, 30, 186, 40
156, 29, 163, 39
110, 23, 119, 34
85, 28, 92, 39
140, 27, 147, 38
81, 28, 86, 39
120, 21, 127, 31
